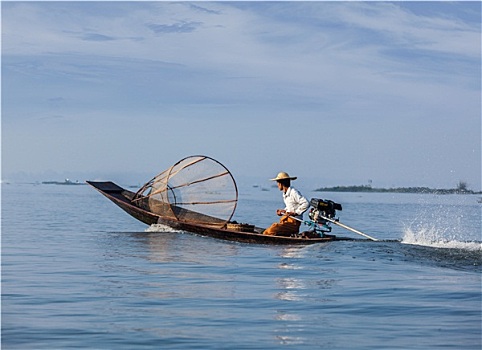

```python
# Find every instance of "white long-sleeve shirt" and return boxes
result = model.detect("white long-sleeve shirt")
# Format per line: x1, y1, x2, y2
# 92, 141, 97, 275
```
283, 187, 309, 219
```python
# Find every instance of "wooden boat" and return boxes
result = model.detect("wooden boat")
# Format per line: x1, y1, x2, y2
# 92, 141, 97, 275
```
86, 180, 346, 245
86, 155, 373, 244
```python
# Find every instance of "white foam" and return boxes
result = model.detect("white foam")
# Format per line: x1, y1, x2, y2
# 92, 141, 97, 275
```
145, 223, 181, 233
402, 227, 481, 251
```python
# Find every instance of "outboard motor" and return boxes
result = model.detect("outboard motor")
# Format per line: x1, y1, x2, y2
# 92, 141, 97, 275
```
303, 198, 378, 241
307, 198, 342, 234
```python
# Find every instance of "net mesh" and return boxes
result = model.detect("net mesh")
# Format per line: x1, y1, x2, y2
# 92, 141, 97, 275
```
132, 156, 238, 227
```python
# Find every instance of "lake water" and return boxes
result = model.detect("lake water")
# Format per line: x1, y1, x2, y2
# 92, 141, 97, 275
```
2, 183, 481, 349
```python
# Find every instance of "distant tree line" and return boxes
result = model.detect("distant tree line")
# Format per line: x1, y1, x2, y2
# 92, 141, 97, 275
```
314, 181, 481, 194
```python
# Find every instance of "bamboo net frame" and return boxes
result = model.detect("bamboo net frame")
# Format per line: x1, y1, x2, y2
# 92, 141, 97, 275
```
132, 155, 238, 227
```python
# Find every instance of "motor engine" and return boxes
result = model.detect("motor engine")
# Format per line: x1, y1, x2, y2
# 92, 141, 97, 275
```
308, 198, 342, 230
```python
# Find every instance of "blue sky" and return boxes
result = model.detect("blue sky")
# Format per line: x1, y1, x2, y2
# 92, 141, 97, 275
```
2, 1, 481, 190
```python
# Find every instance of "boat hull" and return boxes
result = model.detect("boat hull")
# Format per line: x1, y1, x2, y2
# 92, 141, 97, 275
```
87, 181, 343, 245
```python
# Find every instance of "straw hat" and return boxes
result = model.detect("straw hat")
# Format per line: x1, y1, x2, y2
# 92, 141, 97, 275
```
270, 172, 297, 181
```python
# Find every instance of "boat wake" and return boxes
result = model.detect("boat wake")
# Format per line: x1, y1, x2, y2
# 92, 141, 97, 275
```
145, 223, 183, 233
402, 226, 481, 251
400, 201, 481, 251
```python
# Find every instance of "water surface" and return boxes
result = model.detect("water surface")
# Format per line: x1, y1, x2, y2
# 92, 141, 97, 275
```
2, 184, 481, 349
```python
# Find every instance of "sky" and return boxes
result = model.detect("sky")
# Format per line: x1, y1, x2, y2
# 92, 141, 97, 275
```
2, 1, 481, 191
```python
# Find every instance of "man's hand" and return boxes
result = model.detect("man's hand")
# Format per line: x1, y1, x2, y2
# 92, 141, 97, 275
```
277, 209, 296, 216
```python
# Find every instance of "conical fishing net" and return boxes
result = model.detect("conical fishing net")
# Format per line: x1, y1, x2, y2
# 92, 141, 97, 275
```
132, 155, 238, 227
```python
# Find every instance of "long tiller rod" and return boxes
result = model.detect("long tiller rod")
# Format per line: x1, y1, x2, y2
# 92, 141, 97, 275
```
290, 215, 379, 241
320, 215, 378, 241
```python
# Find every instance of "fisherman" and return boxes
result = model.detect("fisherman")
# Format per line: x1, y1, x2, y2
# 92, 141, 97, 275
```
263, 172, 309, 236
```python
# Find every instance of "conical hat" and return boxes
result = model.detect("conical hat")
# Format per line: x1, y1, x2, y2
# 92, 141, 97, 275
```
270, 172, 297, 181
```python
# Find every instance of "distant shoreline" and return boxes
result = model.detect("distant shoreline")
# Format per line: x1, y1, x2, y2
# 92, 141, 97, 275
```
314, 185, 482, 195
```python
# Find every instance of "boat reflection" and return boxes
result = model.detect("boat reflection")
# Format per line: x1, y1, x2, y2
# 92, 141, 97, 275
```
275, 277, 306, 301
95, 229, 337, 347
273, 245, 337, 346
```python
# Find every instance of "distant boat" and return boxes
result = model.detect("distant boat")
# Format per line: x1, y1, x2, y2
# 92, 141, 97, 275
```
42, 179, 85, 185
478, 198, 482, 204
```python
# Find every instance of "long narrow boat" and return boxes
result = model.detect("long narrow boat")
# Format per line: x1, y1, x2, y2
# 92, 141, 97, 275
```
86, 155, 372, 244
86, 181, 346, 245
